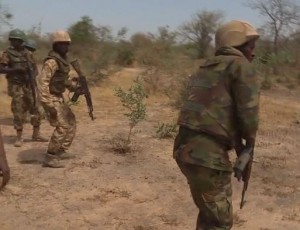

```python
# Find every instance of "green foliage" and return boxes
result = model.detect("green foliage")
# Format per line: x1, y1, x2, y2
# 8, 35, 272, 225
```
115, 40, 135, 66
155, 122, 177, 139
68, 16, 98, 44
114, 77, 148, 141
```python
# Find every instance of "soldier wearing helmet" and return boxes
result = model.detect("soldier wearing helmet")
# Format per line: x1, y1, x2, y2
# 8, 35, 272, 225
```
173, 20, 260, 229
24, 38, 37, 52
0, 29, 48, 147
37, 30, 77, 168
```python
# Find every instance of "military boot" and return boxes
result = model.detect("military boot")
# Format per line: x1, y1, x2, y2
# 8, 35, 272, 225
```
58, 150, 76, 160
14, 130, 23, 147
43, 152, 65, 168
32, 126, 48, 142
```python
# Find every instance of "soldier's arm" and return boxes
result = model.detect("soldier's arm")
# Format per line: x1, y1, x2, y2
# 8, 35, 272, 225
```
0, 51, 25, 75
0, 128, 10, 189
231, 59, 260, 146
29, 52, 39, 77
36, 59, 58, 108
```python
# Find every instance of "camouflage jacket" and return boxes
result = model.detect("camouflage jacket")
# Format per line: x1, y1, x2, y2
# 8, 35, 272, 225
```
37, 51, 71, 108
0, 46, 31, 84
177, 46, 260, 152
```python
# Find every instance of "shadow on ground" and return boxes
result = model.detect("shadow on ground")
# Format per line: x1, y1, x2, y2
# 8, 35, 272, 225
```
17, 148, 45, 165
0, 117, 13, 126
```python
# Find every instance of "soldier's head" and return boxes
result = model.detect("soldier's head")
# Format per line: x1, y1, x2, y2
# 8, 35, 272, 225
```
51, 30, 71, 57
215, 20, 259, 62
24, 39, 37, 52
8, 29, 26, 50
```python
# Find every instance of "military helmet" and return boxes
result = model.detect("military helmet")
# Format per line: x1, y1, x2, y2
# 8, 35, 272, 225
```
215, 20, 259, 49
8, 29, 26, 41
24, 39, 37, 50
52, 30, 71, 43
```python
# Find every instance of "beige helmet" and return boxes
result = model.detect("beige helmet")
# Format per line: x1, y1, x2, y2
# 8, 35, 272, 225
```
215, 20, 259, 49
52, 30, 71, 43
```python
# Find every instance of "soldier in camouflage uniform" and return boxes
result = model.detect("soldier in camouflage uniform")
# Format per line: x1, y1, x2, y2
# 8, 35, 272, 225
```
37, 30, 77, 168
0, 29, 48, 147
24, 39, 39, 77
24, 39, 46, 120
173, 20, 260, 229
0, 128, 10, 189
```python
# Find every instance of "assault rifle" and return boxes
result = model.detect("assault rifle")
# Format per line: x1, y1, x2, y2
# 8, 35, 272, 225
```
24, 55, 37, 108
233, 146, 254, 209
70, 60, 94, 120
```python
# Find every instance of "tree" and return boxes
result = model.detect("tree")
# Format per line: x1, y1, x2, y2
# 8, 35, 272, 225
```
246, 0, 300, 55
178, 10, 224, 58
0, 0, 12, 32
114, 77, 147, 142
68, 16, 98, 44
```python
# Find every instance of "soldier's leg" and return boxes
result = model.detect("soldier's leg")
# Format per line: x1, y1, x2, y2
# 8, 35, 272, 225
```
6, 79, 13, 97
24, 87, 48, 142
177, 160, 233, 230
59, 104, 76, 159
11, 85, 26, 147
43, 102, 70, 168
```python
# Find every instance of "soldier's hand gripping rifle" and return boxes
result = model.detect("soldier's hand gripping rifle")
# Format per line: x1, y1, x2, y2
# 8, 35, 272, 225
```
70, 60, 94, 120
234, 145, 254, 209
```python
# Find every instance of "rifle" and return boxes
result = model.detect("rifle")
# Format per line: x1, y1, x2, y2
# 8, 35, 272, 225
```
233, 146, 254, 209
70, 60, 94, 120
24, 54, 37, 108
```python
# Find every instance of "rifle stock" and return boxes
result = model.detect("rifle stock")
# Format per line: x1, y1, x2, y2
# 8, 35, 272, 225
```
70, 60, 94, 120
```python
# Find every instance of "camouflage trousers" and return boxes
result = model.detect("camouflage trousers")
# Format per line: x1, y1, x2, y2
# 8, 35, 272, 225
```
176, 160, 233, 230
10, 84, 42, 131
44, 101, 76, 155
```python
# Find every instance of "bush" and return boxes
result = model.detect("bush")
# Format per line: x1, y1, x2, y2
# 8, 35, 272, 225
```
155, 122, 177, 139
114, 77, 148, 144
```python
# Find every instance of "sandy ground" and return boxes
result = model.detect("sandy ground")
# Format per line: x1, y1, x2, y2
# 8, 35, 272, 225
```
0, 69, 299, 230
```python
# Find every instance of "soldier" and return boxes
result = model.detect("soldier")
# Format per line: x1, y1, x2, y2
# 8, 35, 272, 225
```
24, 38, 46, 121
173, 20, 260, 229
0, 128, 10, 189
24, 38, 39, 77
0, 29, 48, 147
37, 30, 77, 168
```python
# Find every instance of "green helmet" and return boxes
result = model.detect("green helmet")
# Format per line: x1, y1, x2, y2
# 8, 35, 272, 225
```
24, 39, 37, 50
8, 29, 26, 41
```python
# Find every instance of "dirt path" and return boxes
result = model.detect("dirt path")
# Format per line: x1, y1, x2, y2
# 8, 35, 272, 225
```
0, 69, 299, 230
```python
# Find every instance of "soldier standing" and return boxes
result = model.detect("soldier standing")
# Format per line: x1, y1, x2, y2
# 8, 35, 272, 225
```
0, 29, 48, 147
0, 128, 10, 189
24, 38, 39, 77
37, 30, 77, 168
173, 20, 260, 229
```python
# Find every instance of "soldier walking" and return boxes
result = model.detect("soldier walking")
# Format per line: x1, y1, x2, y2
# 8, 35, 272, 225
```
173, 20, 260, 229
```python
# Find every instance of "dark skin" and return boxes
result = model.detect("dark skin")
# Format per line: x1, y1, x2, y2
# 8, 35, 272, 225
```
53, 42, 70, 59
236, 39, 256, 63
0, 128, 10, 189
0, 38, 27, 75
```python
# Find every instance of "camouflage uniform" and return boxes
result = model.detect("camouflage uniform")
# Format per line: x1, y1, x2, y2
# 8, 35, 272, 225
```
37, 31, 76, 168
174, 21, 260, 230
0, 47, 46, 145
